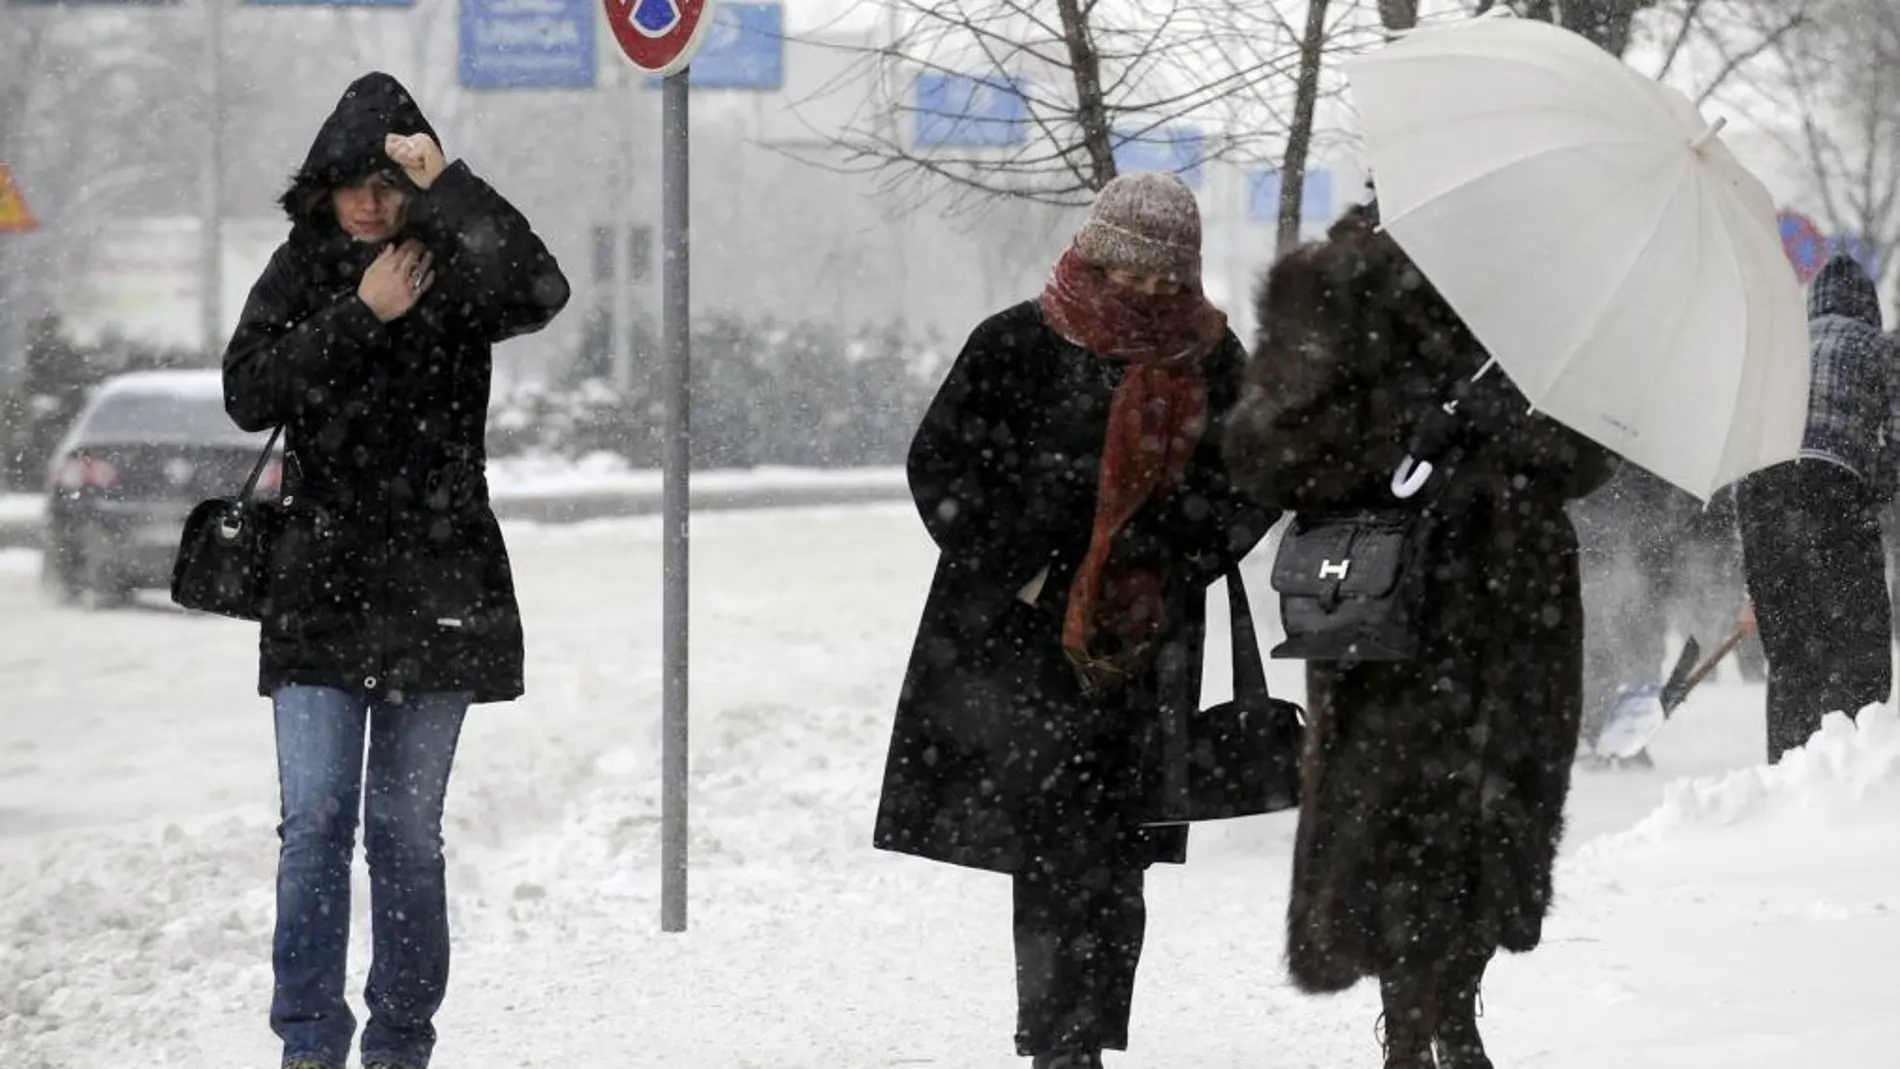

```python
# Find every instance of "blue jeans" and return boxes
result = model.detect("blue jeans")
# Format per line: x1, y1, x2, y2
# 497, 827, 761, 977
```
271, 685, 469, 1069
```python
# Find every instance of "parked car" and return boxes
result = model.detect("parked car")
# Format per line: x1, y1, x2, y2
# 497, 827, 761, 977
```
42, 369, 279, 605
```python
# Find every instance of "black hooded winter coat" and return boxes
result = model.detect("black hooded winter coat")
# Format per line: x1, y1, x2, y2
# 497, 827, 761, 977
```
223, 72, 569, 704
1800, 253, 1891, 485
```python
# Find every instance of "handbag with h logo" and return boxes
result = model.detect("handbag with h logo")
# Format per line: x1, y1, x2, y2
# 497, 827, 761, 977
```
1266, 393, 1467, 661
1268, 506, 1438, 660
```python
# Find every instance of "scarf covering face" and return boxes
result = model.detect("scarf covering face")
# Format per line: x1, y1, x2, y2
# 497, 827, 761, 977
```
1038, 244, 1227, 693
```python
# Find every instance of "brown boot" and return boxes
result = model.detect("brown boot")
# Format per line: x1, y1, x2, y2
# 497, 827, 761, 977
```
1433, 951, 1493, 1069
1378, 969, 1438, 1068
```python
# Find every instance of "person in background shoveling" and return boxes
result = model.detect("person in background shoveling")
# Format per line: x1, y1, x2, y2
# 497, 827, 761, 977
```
873, 174, 1275, 1069
1224, 205, 1616, 1069
1737, 253, 1895, 763
225, 72, 568, 1069
1570, 463, 1699, 763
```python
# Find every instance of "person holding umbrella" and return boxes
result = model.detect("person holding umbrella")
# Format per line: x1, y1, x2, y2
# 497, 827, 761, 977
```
1234, 13, 1817, 1065
1226, 203, 1615, 1068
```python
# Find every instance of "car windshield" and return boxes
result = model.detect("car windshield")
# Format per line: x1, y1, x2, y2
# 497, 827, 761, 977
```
77, 388, 260, 447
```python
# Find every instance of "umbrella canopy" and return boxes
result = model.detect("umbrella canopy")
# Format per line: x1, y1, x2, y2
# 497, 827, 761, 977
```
1345, 14, 1809, 500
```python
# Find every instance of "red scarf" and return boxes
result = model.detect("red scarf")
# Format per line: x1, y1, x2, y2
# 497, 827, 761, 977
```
1039, 245, 1227, 676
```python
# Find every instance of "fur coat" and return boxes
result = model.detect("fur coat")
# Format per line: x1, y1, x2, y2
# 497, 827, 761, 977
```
1223, 207, 1617, 990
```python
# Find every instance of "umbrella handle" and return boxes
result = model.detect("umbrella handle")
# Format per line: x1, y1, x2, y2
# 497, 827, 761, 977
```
1392, 456, 1433, 499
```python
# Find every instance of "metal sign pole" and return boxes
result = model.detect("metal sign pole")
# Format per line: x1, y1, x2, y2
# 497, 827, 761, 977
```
659, 66, 692, 935
201, 0, 225, 356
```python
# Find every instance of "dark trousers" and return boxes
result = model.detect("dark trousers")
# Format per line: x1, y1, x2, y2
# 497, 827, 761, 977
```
1012, 862, 1147, 1057
1737, 461, 1892, 764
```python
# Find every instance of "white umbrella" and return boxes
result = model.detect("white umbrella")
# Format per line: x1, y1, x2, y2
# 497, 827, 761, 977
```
1345, 14, 1809, 501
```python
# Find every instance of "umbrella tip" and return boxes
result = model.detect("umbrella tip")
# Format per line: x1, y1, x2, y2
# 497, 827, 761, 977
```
1689, 116, 1729, 154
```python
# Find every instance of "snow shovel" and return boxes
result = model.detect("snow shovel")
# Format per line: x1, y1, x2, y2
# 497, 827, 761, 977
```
1591, 621, 1753, 762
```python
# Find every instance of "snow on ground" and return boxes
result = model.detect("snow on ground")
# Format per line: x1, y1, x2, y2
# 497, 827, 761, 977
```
0, 495, 39, 525
483, 455, 907, 499
0, 504, 1894, 1068
0, 465, 908, 533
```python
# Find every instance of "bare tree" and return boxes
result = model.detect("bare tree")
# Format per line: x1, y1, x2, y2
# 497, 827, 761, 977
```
817, 0, 1326, 209
1757, 0, 1900, 287
1378, 0, 1805, 83
1277, 0, 1332, 256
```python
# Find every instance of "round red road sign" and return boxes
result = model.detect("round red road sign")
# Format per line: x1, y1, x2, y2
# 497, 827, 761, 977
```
1777, 208, 1828, 283
604, 0, 722, 76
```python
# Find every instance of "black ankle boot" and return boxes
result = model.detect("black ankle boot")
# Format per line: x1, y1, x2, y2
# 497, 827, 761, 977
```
1434, 954, 1493, 1069
1435, 996, 1492, 1069
1379, 971, 1438, 1068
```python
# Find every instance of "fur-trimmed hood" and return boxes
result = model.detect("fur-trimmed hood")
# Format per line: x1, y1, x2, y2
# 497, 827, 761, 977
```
279, 72, 439, 222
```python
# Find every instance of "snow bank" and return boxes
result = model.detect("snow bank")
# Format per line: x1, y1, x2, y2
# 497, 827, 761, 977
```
1560, 705, 1900, 938
1578, 705, 1900, 856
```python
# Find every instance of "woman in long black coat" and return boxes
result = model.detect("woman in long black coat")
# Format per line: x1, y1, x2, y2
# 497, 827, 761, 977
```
222, 72, 567, 1069
874, 174, 1275, 1069
1223, 206, 1616, 1068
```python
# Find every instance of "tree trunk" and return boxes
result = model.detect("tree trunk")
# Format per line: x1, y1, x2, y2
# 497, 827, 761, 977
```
1278, 0, 1332, 256
1055, 0, 1118, 190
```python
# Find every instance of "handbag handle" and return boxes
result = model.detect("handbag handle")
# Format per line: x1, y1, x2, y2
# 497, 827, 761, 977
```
238, 427, 284, 501
1225, 564, 1270, 705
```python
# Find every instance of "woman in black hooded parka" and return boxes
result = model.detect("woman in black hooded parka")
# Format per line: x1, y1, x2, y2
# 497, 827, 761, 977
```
223, 73, 567, 1069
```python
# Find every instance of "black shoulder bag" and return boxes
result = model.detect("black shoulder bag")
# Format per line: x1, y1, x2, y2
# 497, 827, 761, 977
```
170, 427, 283, 621
1148, 566, 1307, 823
1267, 396, 1466, 662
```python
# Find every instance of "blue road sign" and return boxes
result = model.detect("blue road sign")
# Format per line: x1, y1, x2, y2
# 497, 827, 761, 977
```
1112, 125, 1204, 189
460, 0, 596, 90
913, 72, 1029, 149
1247, 168, 1334, 224
642, 3, 784, 90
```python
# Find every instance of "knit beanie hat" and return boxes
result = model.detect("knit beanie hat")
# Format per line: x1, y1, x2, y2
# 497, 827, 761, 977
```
1073, 173, 1204, 284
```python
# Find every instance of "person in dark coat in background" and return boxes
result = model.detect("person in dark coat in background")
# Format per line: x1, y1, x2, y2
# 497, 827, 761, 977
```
1223, 206, 1616, 1069
874, 173, 1275, 1069
1738, 253, 1893, 763
223, 72, 568, 1069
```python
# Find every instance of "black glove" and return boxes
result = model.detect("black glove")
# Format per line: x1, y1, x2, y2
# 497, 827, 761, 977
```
1447, 370, 1531, 440
1407, 398, 1465, 461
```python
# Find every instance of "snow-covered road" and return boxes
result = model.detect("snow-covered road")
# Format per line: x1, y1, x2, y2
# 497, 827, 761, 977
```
1, 505, 1893, 1068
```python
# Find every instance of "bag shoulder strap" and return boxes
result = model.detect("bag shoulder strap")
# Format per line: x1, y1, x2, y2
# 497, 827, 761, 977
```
1225, 564, 1269, 701
237, 427, 284, 501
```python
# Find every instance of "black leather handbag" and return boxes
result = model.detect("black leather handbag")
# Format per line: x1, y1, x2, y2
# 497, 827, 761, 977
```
1268, 506, 1438, 661
1149, 566, 1306, 823
170, 427, 283, 621
1267, 387, 1474, 662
